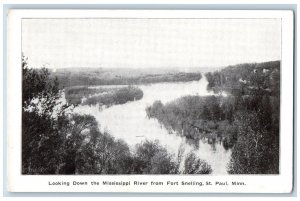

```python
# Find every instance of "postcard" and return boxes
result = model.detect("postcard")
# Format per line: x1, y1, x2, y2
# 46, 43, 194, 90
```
6, 9, 294, 193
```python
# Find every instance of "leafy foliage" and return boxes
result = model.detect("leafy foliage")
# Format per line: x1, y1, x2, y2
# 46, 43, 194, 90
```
147, 60, 280, 174
82, 86, 143, 107
183, 152, 212, 174
204, 61, 280, 174
64, 85, 143, 106
132, 140, 177, 174
227, 111, 279, 174
22, 55, 211, 175
131, 140, 212, 174
146, 96, 237, 148
22, 55, 72, 174
205, 60, 280, 97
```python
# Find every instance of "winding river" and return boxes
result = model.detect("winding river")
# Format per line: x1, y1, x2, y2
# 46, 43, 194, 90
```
73, 75, 232, 175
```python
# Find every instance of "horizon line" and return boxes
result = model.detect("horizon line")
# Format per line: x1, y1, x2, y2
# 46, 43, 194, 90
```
34, 59, 281, 70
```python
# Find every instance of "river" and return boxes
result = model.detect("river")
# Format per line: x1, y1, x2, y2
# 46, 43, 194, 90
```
73, 75, 232, 175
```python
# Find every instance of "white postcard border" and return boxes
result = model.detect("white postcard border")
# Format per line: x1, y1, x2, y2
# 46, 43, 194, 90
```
7, 9, 294, 193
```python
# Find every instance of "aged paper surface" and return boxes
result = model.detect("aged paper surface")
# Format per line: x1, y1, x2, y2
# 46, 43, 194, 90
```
7, 9, 294, 193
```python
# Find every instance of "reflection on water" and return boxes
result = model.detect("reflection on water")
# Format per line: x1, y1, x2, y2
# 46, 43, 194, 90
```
73, 75, 231, 175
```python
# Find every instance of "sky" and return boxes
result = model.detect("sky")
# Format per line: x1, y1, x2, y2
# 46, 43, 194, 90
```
22, 18, 281, 69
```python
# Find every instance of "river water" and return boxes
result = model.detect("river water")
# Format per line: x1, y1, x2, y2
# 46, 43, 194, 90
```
73, 75, 231, 175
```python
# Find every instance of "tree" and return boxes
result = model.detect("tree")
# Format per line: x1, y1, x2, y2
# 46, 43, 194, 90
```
133, 140, 177, 174
22, 54, 72, 174
227, 111, 279, 174
59, 114, 99, 174
183, 152, 212, 174
22, 56, 134, 175
22, 55, 215, 175
75, 130, 133, 174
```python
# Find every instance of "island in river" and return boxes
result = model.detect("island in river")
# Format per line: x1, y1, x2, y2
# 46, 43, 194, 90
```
22, 60, 279, 175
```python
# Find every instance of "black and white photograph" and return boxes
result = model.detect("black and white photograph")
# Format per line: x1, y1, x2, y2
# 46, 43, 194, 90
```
21, 17, 281, 175
6, 9, 294, 193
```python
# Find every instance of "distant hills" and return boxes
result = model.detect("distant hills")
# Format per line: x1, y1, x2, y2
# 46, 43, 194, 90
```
50, 60, 280, 88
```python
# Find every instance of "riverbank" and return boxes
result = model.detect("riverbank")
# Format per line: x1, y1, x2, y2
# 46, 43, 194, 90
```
65, 85, 143, 106
52, 67, 202, 88
145, 60, 280, 174
73, 77, 231, 175
146, 96, 237, 150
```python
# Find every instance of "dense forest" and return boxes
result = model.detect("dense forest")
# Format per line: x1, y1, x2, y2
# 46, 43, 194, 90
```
205, 60, 280, 96
22, 55, 211, 175
146, 61, 280, 174
146, 96, 237, 150
51, 67, 202, 88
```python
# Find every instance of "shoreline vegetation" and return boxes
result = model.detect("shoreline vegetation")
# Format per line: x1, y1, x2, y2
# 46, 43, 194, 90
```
146, 60, 280, 174
51, 68, 202, 88
22, 53, 280, 175
62, 67, 203, 107
64, 85, 144, 106
22, 55, 212, 175
146, 96, 237, 150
